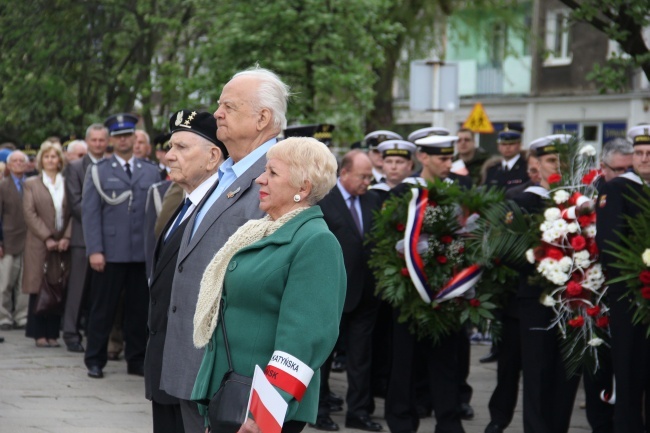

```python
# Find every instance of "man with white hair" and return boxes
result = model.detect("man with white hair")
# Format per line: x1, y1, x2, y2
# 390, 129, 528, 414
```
160, 66, 291, 431
135, 130, 152, 160
65, 139, 88, 163
0, 150, 29, 331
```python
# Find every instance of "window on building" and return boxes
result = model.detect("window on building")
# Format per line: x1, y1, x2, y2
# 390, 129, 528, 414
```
544, 9, 572, 66
489, 22, 508, 68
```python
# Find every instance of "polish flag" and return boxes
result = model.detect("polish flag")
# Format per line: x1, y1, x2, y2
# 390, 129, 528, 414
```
247, 365, 288, 433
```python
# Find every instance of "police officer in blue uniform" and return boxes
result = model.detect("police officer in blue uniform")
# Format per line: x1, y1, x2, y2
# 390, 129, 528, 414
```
82, 113, 161, 379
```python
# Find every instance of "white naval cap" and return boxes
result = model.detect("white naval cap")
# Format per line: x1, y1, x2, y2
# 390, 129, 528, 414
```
415, 135, 458, 155
627, 124, 650, 146
407, 127, 450, 143
529, 134, 572, 156
377, 140, 417, 159
364, 130, 403, 149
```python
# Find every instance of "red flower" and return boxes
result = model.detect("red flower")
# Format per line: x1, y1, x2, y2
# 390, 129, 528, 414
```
588, 242, 599, 256
570, 235, 587, 251
546, 248, 564, 261
641, 286, 650, 300
396, 223, 405, 232
578, 214, 593, 228
596, 316, 609, 328
640, 271, 650, 285
428, 200, 438, 207
440, 235, 453, 244
548, 173, 562, 184
586, 306, 601, 317
401, 267, 410, 277
582, 170, 599, 185
436, 256, 448, 264
458, 247, 465, 254
568, 316, 585, 327
566, 281, 583, 297
469, 299, 481, 307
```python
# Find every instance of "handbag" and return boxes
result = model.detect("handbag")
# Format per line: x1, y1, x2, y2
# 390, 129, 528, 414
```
34, 251, 68, 316
208, 301, 253, 433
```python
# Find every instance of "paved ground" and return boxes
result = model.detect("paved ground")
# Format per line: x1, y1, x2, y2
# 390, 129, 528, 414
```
0, 331, 590, 433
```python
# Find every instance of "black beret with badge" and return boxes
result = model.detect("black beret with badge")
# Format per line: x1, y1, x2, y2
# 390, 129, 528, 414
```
169, 109, 228, 158
104, 113, 139, 136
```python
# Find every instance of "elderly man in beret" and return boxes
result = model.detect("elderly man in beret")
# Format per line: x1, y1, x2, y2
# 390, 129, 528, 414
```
145, 110, 228, 433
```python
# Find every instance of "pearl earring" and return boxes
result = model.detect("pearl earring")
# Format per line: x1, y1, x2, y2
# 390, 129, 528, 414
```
293, 194, 301, 203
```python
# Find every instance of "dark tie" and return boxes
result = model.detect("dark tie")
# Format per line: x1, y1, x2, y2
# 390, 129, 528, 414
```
17, 179, 23, 197
166, 198, 192, 242
125, 162, 132, 178
348, 195, 363, 235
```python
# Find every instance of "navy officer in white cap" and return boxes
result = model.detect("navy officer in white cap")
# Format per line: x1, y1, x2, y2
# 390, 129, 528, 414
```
407, 126, 450, 142
363, 130, 403, 184
414, 134, 472, 189
502, 134, 579, 433
82, 113, 161, 379
370, 139, 417, 202
597, 124, 650, 433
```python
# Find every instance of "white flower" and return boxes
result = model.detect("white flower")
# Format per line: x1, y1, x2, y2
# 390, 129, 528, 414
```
552, 219, 569, 237
587, 264, 603, 281
554, 190, 570, 204
584, 225, 597, 238
540, 222, 551, 232
542, 230, 558, 243
643, 249, 650, 267
579, 145, 597, 156
574, 250, 591, 268
541, 295, 556, 307
544, 208, 562, 222
588, 337, 604, 347
559, 256, 573, 273
526, 249, 536, 264
567, 223, 579, 234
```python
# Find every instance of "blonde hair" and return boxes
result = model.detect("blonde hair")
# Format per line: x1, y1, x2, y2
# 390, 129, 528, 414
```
36, 140, 66, 173
267, 137, 338, 205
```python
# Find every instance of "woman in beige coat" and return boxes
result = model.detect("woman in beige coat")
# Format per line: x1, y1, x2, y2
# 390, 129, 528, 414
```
22, 141, 71, 348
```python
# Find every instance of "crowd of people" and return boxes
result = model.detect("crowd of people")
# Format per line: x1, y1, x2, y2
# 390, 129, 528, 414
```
0, 65, 649, 433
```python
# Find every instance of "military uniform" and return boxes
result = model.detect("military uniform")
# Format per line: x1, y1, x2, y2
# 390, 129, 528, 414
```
597, 168, 650, 431
82, 114, 161, 376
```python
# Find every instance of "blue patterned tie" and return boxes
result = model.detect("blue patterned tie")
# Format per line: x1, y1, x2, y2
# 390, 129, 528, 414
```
349, 195, 363, 235
166, 198, 192, 242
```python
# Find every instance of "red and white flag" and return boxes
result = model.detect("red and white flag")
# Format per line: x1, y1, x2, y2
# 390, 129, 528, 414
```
247, 365, 288, 433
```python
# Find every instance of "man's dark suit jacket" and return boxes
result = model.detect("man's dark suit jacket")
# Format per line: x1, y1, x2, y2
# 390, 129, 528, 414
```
65, 155, 93, 248
144, 202, 188, 405
318, 186, 381, 312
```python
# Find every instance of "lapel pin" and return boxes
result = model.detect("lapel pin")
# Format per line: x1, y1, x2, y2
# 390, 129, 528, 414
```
137, 163, 142, 168
227, 187, 241, 199
112, 162, 117, 168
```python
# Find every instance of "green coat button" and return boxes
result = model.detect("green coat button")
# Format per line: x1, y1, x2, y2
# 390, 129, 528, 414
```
228, 261, 237, 271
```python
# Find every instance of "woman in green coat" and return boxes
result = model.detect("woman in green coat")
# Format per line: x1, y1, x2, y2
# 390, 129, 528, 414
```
192, 137, 346, 433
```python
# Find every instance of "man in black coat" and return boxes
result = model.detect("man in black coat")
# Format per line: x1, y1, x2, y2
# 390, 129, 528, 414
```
319, 150, 383, 432
483, 128, 529, 190
385, 134, 473, 433
144, 110, 227, 433
505, 135, 580, 433
596, 126, 650, 433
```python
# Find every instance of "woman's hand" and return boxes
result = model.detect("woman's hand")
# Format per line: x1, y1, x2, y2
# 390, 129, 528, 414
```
45, 238, 58, 251
237, 418, 261, 433
57, 238, 70, 252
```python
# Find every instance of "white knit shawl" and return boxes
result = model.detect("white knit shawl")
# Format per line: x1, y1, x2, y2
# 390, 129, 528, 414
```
193, 207, 307, 348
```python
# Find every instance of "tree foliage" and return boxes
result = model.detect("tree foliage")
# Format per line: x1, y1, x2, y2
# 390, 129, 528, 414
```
558, 0, 650, 92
